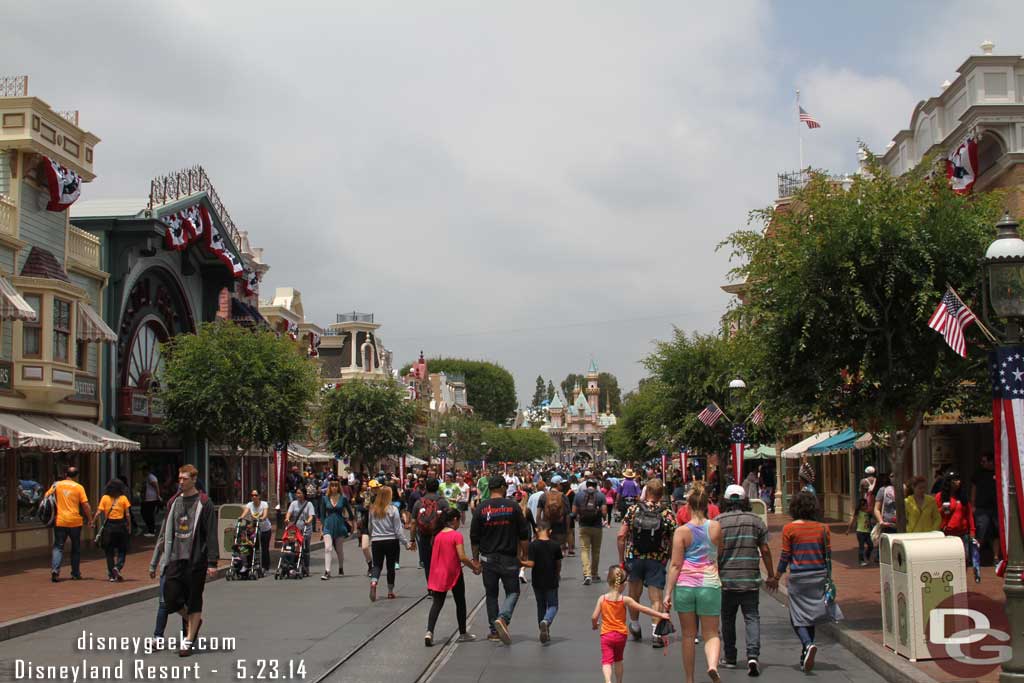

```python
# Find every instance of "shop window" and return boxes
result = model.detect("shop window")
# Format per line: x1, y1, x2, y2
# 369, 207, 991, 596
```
53, 298, 71, 364
22, 294, 41, 358
16, 453, 44, 525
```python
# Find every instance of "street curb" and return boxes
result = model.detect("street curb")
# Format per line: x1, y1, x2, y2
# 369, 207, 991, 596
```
0, 541, 325, 643
763, 582, 939, 683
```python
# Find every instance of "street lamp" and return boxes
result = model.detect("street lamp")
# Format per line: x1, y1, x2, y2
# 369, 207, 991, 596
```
480, 441, 488, 473
981, 212, 1024, 683
439, 432, 449, 475
727, 378, 747, 485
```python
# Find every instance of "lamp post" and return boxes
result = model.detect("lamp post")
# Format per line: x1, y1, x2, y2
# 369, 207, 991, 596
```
439, 432, 449, 477
480, 441, 488, 473
981, 212, 1024, 683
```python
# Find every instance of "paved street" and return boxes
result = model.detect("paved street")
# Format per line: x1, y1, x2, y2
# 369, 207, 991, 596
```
0, 528, 885, 683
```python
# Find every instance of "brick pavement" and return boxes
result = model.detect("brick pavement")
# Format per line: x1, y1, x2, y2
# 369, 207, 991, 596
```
765, 513, 1005, 683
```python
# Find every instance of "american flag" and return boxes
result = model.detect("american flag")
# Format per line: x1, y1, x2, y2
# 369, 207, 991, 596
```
927, 288, 977, 358
749, 402, 765, 426
697, 402, 724, 428
988, 346, 1024, 577
799, 106, 821, 129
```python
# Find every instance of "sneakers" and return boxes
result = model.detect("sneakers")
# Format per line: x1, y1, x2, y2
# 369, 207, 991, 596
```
394, 562, 400, 571
369, 580, 378, 602
487, 632, 501, 642
628, 621, 642, 641
51, 572, 59, 583
424, 631, 433, 647
539, 620, 550, 644
178, 639, 195, 657
721, 659, 737, 669
519, 569, 527, 585
859, 561, 867, 567
143, 532, 156, 538
321, 572, 330, 581
802, 644, 817, 672
456, 633, 477, 643
747, 658, 760, 677
112, 567, 124, 582
493, 617, 512, 645
387, 592, 396, 599
583, 576, 592, 586
71, 574, 82, 580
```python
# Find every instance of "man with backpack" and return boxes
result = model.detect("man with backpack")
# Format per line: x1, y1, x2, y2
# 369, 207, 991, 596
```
411, 478, 449, 583
616, 478, 677, 648
44, 467, 92, 582
538, 476, 569, 551
574, 479, 607, 585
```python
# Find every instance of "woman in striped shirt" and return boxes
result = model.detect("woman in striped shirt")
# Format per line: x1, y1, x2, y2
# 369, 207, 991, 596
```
777, 491, 832, 673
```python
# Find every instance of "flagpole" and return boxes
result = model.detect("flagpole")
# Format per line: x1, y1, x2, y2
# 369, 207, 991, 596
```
796, 89, 804, 170
948, 283, 999, 343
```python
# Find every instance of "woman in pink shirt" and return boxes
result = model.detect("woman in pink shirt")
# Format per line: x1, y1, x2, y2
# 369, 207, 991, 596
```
425, 507, 481, 646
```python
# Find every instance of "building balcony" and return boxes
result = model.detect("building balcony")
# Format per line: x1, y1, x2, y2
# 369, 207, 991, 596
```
336, 311, 374, 323
67, 225, 100, 271
0, 194, 16, 240
0, 77, 100, 180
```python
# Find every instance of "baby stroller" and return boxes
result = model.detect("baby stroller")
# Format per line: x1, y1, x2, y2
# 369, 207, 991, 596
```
226, 519, 262, 581
274, 524, 306, 580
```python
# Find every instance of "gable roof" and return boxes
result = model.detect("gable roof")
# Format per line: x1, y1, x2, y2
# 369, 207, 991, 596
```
549, 392, 564, 410
20, 247, 70, 282
573, 388, 592, 415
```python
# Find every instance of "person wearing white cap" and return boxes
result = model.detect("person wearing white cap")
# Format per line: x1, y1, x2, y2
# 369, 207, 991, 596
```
859, 466, 876, 497
715, 484, 777, 676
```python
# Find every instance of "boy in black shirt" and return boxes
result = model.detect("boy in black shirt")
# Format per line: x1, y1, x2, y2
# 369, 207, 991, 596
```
523, 520, 563, 644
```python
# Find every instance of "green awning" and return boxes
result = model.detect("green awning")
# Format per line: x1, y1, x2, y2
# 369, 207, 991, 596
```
808, 427, 871, 454
744, 444, 776, 460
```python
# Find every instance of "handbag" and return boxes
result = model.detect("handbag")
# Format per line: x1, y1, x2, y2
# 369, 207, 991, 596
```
822, 525, 836, 604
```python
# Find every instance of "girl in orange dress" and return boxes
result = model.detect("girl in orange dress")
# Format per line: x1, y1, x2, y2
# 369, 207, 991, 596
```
592, 565, 670, 683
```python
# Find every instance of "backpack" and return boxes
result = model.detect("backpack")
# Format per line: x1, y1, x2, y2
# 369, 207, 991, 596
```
631, 503, 666, 555
416, 495, 443, 537
38, 491, 57, 527
578, 489, 601, 524
544, 490, 565, 525
305, 482, 318, 499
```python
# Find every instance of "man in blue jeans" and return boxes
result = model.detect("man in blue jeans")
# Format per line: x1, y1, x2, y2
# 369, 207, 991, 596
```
717, 484, 779, 676
47, 467, 92, 582
470, 475, 529, 645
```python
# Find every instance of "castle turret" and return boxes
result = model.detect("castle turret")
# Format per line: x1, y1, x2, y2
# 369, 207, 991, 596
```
586, 359, 600, 415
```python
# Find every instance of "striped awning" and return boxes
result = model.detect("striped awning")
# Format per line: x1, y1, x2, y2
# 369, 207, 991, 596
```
0, 413, 104, 452
58, 418, 140, 452
0, 276, 36, 321
77, 303, 116, 342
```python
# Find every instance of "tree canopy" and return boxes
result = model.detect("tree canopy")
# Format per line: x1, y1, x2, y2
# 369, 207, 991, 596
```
399, 357, 517, 424
531, 375, 547, 407
319, 379, 417, 473
722, 155, 1003, 527
157, 321, 319, 454
481, 425, 556, 463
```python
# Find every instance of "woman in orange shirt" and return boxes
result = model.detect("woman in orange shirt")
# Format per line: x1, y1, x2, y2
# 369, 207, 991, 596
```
92, 479, 131, 582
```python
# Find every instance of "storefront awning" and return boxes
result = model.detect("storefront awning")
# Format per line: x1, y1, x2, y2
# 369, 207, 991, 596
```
781, 430, 837, 459
58, 418, 140, 452
306, 452, 334, 462
77, 302, 117, 342
389, 453, 427, 466
0, 413, 104, 452
745, 444, 776, 460
0, 276, 36, 321
807, 428, 874, 454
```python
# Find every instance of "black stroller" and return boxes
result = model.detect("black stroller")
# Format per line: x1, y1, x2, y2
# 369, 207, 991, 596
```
226, 518, 263, 580
274, 523, 306, 580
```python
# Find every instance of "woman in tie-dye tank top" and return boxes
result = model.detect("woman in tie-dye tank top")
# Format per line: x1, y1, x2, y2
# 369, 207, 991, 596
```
665, 482, 723, 683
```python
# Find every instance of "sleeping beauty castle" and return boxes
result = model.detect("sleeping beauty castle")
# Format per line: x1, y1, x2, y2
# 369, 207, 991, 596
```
545, 360, 616, 465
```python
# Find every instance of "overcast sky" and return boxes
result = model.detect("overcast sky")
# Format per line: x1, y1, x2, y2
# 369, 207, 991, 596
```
4, 1, 1022, 405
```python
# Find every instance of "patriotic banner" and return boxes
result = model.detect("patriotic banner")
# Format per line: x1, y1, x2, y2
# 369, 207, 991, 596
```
988, 346, 1024, 577
679, 448, 688, 479
730, 424, 747, 483
698, 402, 725, 428
308, 331, 321, 358
947, 137, 979, 195
242, 267, 259, 297
286, 320, 299, 341
274, 445, 287, 506
42, 156, 82, 211
440, 454, 447, 475
661, 452, 667, 482
749, 402, 765, 426
159, 203, 211, 251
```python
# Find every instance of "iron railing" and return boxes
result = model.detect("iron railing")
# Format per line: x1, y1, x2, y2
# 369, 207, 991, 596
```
0, 76, 28, 97
777, 170, 810, 199
336, 312, 374, 323
147, 165, 242, 248
55, 110, 79, 126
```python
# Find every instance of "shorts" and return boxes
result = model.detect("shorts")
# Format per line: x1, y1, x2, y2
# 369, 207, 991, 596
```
672, 585, 721, 616
457, 502, 468, 512
163, 560, 208, 615
626, 558, 667, 589
600, 631, 627, 664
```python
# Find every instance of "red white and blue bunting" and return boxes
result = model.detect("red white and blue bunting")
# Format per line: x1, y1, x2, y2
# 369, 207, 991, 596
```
42, 157, 82, 212
308, 331, 321, 358
286, 320, 299, 341
947, 136, 978, 195
159, 201, 256, 291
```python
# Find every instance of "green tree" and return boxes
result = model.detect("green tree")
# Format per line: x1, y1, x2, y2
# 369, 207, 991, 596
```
722, 155, 1003, 529
427, 413, 488, 465
319, 379, 417, 473
482, 425, 555, 463
158, 321, 319, 455
546, 380, 556, 402
399, 358, 517, 424
532, 375, 547, 407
